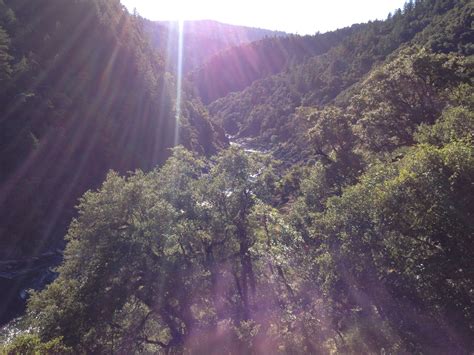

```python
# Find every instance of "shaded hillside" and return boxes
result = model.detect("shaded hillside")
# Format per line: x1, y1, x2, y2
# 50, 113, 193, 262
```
190, 27, 358, 104
0, 0, 224, 258
144, 19, 286, 73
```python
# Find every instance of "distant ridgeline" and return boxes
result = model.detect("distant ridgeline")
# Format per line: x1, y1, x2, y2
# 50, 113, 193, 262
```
144, 19, 287, 73
0, 0, 473, 353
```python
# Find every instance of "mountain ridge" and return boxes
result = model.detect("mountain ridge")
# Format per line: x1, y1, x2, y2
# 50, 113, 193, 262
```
144, 19, 287, 72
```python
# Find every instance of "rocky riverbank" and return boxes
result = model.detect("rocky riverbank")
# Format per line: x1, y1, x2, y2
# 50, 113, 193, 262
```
0, 251, 62, 326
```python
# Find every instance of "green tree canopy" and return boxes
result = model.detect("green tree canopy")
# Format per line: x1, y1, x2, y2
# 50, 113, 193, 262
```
28, 148, 313, 353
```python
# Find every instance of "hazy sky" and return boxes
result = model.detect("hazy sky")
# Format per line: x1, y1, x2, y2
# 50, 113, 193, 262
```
121, 0, 408, 35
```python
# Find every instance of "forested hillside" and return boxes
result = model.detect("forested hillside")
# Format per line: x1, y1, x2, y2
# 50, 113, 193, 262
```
0, 0, 224, 258
208, 0, 473, 158
189, 26, 358, 104
1, 0, 473, 353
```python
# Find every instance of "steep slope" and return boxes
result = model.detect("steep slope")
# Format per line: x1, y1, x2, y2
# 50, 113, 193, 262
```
0, 0, 224, 258
190, 26, 358, 104
208, 0, 473, 160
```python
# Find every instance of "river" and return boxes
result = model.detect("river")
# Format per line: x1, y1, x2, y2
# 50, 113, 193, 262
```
0, 251, 62, 338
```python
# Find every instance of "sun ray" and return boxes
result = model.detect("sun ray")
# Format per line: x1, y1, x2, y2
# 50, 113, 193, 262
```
174, 20, 184, 147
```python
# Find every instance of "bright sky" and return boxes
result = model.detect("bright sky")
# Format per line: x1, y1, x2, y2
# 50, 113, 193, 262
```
121, 0, 408, 35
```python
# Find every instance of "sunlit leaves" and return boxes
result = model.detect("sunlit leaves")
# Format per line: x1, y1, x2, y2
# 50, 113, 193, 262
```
351, 47, 469, 152
27, 147, 302, 352
294, 138, 474, 352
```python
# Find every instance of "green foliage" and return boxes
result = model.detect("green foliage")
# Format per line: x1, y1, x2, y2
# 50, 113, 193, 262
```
306, 106, 364, 186
351, 47, 470, 152
0, 334, 71, 355
24, 127, 473, 352
294, 139, 474, 352
413, 0, 474, 55
26, 147, 316, 353
416, 84, 474, 145
192, 29, 354, 104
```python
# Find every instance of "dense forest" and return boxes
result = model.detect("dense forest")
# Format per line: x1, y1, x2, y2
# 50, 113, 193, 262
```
0, 0, 226, 260
0, 0, 473, 353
